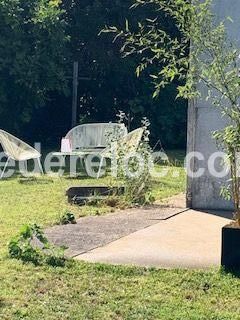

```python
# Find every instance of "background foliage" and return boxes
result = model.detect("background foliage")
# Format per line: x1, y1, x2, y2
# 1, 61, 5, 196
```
0, 0, 68, 137
0, 0, 187, 149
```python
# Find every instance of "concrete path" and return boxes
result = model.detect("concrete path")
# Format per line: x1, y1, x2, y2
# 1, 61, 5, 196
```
46, 205, 186, 257
76, 209, 232, 269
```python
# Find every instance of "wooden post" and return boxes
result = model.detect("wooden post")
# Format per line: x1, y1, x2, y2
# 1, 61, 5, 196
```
72, 61, 79, 128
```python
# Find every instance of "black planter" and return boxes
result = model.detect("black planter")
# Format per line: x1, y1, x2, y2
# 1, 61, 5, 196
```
221, 224, 240, 271
66, 186, 125, 204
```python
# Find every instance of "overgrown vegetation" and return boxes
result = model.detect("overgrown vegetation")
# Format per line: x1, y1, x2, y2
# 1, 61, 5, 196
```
9, 224, 67, 267
124, 117, 155, 205
106, 114, 154, 206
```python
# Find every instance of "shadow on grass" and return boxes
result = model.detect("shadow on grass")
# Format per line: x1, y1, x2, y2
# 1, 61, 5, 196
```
220, 266, 240, 278
18, 176, 54, 185
0, 297, 9, 309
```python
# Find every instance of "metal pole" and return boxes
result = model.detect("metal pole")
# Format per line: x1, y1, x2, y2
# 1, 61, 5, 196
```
72, 61, 79, 128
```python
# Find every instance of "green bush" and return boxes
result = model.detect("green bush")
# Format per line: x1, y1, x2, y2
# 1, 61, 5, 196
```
59, 211, 77, 225
9, 224, 67, 267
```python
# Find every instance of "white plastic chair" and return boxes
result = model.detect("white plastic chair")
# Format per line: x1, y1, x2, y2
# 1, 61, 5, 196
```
0, 130, 43, 178
97, 128, 144, 178
65, 123, 128, 151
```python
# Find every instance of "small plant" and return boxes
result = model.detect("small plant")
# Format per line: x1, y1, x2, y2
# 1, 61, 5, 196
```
59, 211, 77, 225
85, 190, 103, 207
9, 224, 67, 267
106, 113, 154, 206
95, 210, 101, 216
124, 117, 154, 205
214, 126, 240, 225
45, 246, 67, 268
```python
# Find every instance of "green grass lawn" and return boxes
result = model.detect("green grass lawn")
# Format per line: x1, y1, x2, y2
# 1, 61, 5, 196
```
1, 155, 240, 319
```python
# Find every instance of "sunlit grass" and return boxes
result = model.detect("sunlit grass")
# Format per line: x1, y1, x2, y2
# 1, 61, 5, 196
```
9, 152, 240, 320
0, 152, 240, 320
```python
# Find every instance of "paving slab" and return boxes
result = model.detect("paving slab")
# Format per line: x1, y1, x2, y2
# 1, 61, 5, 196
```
76, 209, 233, 269
45, 205, 186, 257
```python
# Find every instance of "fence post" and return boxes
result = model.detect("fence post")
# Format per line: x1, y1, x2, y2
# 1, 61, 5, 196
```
72, 61, 79, 128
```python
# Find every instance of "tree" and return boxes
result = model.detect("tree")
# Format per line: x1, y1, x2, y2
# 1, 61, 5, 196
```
0, 0, 69, 134
62, 0, 187, 148
109, 0, 240, 224
0, 0, 187, 149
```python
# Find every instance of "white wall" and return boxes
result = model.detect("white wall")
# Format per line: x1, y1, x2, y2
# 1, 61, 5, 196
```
188, 0, 240, 210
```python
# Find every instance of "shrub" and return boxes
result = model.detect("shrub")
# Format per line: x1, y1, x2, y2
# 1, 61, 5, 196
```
106, 114, 154, 206
119, 117, 154, 206
59, 211, 77, 225
9, 224, 67, 267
